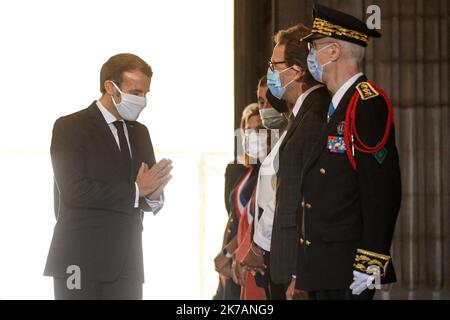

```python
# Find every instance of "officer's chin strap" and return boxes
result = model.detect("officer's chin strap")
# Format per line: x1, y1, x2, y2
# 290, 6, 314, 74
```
343, 81, 394, 171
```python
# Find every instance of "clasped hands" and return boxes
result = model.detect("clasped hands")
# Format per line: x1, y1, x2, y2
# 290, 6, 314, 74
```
240, 241, 266, 276
136, 158, 173, 200
231, 241, 266, 286
239, 242, 308, 299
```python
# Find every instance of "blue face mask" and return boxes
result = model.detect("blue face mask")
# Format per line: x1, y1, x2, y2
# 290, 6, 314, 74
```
266, 66, 295, 99
307, 44, 334, 83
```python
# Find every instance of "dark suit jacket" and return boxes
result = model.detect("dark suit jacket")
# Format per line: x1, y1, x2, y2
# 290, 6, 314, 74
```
44, 102, 157, 282
296, 76, 401, 291
223, 164, 258, 300
269, 86, 330, 284
224, 163, 248, 216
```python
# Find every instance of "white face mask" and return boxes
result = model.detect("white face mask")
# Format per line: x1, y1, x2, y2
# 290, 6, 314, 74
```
111, 82, 146, 121
242, 130, 267, 161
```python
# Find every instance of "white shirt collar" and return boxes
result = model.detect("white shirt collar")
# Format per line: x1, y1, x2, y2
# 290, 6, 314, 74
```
292, 84, 324, 117
331, 72, 364, 109
96, 100, 120, 125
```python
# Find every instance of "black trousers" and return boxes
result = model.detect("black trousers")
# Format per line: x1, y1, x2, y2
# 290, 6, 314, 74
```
308, 289, 375, 300
54, 277, 143, 300
255, 251, 289, 300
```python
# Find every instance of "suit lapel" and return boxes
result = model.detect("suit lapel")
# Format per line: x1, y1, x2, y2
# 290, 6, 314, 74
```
87, 102, 122, 157
279, 112, 301, 153
87, 102, 134, 178
279, 88, 318, 153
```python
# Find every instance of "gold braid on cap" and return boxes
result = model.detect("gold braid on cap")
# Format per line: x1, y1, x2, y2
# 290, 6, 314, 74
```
312, 18, 369, 44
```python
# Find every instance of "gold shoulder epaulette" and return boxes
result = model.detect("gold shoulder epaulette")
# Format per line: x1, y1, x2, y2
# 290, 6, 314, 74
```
356, 81, 379, 100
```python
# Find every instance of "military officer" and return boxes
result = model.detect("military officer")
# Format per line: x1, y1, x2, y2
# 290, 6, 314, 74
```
295, 4, 402, 300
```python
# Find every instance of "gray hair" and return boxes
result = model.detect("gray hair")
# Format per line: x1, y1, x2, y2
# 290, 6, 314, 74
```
336, 39, 365, 69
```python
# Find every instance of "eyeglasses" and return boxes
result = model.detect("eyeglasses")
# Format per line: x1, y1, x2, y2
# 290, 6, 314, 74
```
268, 60, 286, 72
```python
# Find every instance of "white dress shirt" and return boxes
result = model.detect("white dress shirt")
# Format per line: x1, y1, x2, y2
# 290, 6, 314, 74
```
331, 72, 364, 109
253, 85, 323, 251
253, 130, 287, 251
96, 101, 163, 214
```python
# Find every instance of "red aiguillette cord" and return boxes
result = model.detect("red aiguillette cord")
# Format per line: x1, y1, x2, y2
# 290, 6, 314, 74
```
344, 81, 394, 171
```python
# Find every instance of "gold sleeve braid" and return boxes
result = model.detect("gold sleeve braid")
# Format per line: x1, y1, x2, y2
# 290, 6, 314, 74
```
353, 248, 390, 277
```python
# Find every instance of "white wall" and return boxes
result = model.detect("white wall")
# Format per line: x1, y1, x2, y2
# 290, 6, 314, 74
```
0, 0, 233, 299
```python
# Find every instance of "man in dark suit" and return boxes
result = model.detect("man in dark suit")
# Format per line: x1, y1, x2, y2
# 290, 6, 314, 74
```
269, 25, 330, 300
242, 24, 330, 300
44, 53, 173, 300
296, 5, 402, 299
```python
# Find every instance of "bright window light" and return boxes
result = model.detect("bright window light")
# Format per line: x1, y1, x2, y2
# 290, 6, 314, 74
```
0, 0, 233, 299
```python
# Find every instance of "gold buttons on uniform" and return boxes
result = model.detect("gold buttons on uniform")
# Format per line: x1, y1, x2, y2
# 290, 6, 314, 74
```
320, 168, 326, 174
300, 238, 312, 246
301, 202, 312, 209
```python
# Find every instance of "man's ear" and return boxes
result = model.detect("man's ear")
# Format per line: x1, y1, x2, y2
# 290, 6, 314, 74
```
329, 43, 341, 62
293, 64, 305, 82
104, 80, 117, 96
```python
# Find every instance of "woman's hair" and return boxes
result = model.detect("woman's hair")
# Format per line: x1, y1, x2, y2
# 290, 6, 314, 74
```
240, 103, 260, 133
257, 75, 267, 90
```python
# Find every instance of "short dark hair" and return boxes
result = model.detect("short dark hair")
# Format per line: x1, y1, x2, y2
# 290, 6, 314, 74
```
274, 24, 315, 84
100, 53, 153, 94
257, 75, 267, 89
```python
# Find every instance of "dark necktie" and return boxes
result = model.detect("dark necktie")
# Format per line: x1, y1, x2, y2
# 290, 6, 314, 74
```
284, 112, 296, 134
113, 121, 131, 164
289, 112, 295, 121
